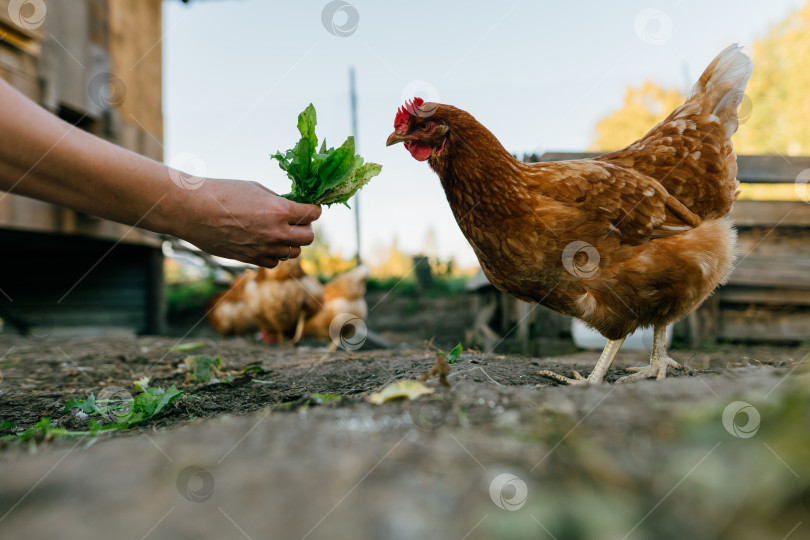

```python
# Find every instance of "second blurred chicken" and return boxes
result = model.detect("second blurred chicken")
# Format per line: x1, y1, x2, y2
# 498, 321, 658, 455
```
208, 262, 370, 346
303, 265, 370, 341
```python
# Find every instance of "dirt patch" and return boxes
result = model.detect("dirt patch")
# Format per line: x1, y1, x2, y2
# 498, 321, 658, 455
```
1, 313, 809, 538
2, 333, 801, 435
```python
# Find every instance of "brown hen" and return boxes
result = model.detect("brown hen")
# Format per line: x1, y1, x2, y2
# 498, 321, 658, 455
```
206, 269, 260, 337
386, 44, 753, 384
208, 260, 324, 344
303, 265, 370, 342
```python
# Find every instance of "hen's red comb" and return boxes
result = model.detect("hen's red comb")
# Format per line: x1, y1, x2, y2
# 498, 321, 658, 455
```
394, 97, 424, 131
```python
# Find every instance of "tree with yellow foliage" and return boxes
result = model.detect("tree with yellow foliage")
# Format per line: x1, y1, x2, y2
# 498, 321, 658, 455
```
733, 1, 810, 155
591, 1, 810, 156
590, 80, 684, 151
299, 226, 354, 279
372, 237, 412, 279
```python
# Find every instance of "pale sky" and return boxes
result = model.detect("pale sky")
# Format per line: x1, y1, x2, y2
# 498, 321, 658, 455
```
163, 0, 804, 268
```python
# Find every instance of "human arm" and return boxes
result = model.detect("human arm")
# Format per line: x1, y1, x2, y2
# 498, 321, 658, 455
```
0, 78, 321, 267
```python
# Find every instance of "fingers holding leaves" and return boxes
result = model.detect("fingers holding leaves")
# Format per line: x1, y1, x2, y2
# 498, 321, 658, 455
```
287, 202, 322, 226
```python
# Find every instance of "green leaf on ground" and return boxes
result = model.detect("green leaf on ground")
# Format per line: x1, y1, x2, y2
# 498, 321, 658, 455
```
439, 343, 463, 364
184, 355, 225, 384
311, 392, 341, 404
169, 342, 206, 352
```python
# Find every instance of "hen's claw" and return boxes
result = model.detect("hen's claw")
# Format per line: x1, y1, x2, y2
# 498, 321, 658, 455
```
537, 369, 591, 385
616, 355, 681, 384
538, 336, 626, 386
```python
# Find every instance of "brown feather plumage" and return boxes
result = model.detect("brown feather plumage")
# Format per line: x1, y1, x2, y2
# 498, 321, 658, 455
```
207, 260, 324, 340
390, 45, 752, 341
303, 265, 369, 340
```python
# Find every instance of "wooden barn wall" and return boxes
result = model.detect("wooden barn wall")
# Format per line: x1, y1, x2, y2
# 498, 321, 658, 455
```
0, 1, 166, 335
0, 229, 165, 335
0, 0, 164, 240
108, 0, 164, 160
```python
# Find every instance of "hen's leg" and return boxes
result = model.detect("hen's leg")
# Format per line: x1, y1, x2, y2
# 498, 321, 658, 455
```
538, 337, 626, 385
290, 312, 306, 344
616, 325, 681, 383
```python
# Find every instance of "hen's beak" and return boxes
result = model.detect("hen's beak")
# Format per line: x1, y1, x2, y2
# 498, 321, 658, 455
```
386, 131, 410, 146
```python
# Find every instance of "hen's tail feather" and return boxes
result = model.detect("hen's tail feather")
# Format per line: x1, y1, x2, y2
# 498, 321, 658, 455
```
597, 44, 753, 220
685, 43, 754, 139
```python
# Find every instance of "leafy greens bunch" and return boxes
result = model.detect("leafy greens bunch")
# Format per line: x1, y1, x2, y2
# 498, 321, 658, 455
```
272, 104, 381, 207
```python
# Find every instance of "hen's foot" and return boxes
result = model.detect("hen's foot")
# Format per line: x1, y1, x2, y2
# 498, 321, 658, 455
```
616, 355, 681, 384
537, 369, 593, 386
538, 336, 626, 386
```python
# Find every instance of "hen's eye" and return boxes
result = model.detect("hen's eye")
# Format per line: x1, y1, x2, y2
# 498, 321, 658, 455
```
419, 122, 431, 131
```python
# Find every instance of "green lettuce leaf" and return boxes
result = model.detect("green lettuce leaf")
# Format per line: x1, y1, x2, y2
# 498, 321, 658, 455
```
316, 161, 383, 207
272, 103, 382, 207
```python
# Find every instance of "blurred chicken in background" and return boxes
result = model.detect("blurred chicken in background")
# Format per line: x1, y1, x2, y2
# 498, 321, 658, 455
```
254, 259, 323, 343
206, 269, 260, 337
207, 260, 323, 343
207, 262, 370, 347
304, 265, 370, 341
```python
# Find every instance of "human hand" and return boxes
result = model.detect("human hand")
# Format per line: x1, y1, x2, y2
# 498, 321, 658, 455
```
169, 178, 321, 267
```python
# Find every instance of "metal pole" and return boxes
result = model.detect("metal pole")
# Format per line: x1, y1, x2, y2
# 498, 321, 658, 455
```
349, 66, 361, 265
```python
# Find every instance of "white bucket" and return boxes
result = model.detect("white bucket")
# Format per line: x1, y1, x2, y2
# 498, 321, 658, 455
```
571, 318, 672, 351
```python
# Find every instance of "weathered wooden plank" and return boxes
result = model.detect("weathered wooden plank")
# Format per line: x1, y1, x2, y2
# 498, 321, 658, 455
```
0, 42, 40, 98
733, 257, 810, 272
736, 235, 810, 257
0, 191, 161, 247
720, 309, 810, 343
727, 268, 810, 290
732, 256, 810, 271
688, 294, 719, 347
720, 287, 810, 306
530, 153, 810, 184
731, 200, 810, 227
736, 155, 810, 183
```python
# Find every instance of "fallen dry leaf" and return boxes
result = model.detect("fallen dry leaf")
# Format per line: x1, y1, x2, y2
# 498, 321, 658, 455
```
366, 380, 434, 405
